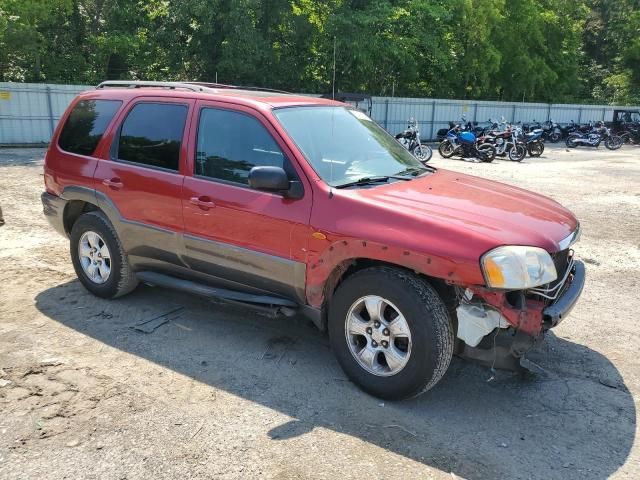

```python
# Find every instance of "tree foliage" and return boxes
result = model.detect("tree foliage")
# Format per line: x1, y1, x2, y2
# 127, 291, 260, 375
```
0, 0, 638, 104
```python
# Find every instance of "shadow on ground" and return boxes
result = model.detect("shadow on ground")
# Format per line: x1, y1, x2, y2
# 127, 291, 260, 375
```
0, 147, 46, 166
35, 280, 635, 479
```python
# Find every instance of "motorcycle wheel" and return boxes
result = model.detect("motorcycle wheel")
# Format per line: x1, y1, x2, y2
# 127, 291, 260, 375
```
566, 136, 578, 148
413, 144, 433, 163
604, 136, 623, 150
477, 144, 496, 162
438, 141, 456, 158
528, 142, 544, 157
509, 144, 526, 162
549, 132, 561, 143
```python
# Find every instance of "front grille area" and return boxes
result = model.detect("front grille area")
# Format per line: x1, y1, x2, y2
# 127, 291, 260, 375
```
527, 249, 574, 304
553, 249, 571, 284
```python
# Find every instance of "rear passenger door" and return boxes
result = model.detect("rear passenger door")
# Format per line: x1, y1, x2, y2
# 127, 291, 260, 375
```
94, 98, 193, 268
181, 102, 312, 302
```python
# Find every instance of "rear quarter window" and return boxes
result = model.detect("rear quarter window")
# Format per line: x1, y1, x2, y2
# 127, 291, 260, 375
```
58, 99, 122, 156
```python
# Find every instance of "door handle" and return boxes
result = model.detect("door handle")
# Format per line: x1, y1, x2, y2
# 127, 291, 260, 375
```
190, 196, 216, 209
102, 177, 124, 189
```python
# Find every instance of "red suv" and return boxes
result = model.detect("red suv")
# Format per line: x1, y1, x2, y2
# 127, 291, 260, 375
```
42, 81, 585, 400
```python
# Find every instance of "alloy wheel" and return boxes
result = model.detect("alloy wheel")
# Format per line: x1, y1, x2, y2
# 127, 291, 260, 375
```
78, 231, 112, 284
345, 295, 412, 376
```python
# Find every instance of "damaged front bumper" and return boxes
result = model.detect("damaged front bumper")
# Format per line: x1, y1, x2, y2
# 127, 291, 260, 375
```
542, 260, 586, 327
455, 259, 586, 371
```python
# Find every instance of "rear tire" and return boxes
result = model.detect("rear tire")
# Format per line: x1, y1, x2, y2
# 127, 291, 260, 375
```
527, 142, 544, 157
477, 143, 496, 162
328, 267, 454, 400
70, 211, 138, 299
566, 135, 578, 148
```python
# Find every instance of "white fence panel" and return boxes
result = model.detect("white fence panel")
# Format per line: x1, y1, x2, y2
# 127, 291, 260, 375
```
0, 83, 91, 144
1, 82, 639, 144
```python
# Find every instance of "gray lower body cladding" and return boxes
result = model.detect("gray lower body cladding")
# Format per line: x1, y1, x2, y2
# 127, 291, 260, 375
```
41, 188, 307, 306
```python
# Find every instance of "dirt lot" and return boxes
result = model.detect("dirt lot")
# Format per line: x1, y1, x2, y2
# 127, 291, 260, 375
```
0, 145, 639, 479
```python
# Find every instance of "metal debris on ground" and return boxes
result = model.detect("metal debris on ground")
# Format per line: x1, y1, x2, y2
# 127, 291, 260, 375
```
131, 307, 184, 333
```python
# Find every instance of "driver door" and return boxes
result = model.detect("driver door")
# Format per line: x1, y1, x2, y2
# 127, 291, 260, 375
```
181, 101, 312, 302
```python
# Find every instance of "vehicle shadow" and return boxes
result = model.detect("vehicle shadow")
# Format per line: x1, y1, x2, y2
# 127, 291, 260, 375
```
35, 281, 635, 479
0, 147, 46, 167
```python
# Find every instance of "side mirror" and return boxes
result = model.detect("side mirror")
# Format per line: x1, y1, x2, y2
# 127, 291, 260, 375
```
248, 166, 302, 199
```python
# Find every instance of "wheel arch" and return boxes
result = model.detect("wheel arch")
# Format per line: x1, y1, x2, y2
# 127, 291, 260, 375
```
60, 186, 122, 235
63, 200, 99, 234
313, 257, 458, 332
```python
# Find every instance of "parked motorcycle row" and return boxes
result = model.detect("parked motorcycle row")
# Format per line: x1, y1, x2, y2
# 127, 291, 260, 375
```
437, 116, 548, 163
397, 114, 632, 164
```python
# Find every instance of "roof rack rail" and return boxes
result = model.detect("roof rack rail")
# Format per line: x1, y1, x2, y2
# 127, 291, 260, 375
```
96, 80, 292, 95
96, 80, 216, 92
183, 81, 291, 95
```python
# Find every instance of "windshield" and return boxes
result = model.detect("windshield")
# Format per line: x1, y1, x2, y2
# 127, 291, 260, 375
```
273, 106, 428, 187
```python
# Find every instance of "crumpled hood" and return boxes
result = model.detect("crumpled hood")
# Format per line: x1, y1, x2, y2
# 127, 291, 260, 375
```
352, 169, 578, 253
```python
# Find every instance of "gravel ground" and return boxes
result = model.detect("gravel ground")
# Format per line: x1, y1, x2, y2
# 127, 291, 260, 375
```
0, 145, 639, 479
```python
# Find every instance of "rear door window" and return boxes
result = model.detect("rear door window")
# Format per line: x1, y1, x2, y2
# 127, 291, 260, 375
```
58, 99, 122, 156
116, 103, 188, 171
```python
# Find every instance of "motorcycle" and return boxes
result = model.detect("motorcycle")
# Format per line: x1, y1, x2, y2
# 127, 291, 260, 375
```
516, 125, 545, 157
566, 121, 623, 150
541, 120, 562, 143
395, 118, 433, 163
477, 119, 526, 162
619, 124, 640, 145
438, 120, 496, 162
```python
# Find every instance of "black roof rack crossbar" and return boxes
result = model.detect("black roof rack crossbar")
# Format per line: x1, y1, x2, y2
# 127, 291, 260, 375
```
96, 80, 216, 92
183, 81, 291, 95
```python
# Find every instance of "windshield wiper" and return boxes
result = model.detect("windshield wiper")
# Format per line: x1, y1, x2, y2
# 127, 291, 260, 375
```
394, 166, 435, 177
334, 175, 411, 189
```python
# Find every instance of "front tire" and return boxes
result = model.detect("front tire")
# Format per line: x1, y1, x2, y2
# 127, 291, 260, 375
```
70, 211, 138, 299
413, 144, 433, 163
509, 143, 526, 162
605, 136, 623, 150
328, 267, 454, 400
438, 140, 456, 158
566, 135, 578, 148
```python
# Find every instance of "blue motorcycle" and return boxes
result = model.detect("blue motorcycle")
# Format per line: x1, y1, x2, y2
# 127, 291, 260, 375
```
438, 122, 496, 162
515, 125, 545, 157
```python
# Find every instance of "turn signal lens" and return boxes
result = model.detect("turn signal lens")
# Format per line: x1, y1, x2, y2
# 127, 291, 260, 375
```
484, 257, 506, 288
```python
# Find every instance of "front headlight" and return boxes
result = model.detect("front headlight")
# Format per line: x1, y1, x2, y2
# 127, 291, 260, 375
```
481, 246, 557, 289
